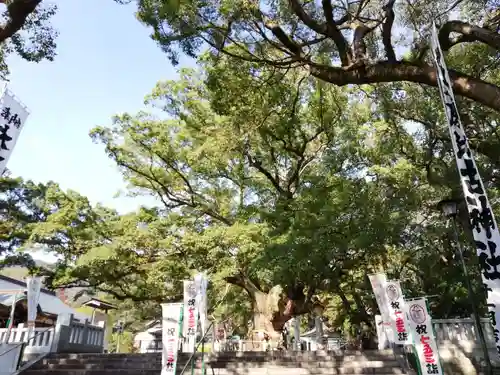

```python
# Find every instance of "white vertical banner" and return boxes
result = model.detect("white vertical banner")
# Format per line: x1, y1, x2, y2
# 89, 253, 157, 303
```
384, 280, 411, 344
431, 24, 500, 357
405, 298, 443, 375
26, 276, 42, 338
26, 277, 42, 324
0, 88, 29, 173
368, 273, 393, 342
161, 303, 183, 375
183, 279, 199, 352
194, 273, 208, 334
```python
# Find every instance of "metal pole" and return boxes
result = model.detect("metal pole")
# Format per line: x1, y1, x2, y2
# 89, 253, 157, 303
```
451, 218, 493, 375
201, 338, 205, 375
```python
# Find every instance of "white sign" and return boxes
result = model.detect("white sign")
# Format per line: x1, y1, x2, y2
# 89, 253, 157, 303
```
183, 280, 199, 352
0, 88, 29, 173
368, 273, 393, 341
26, 276, 42, 327
194, 273, 208, 334
405, 298, 443, 375
161, 303, 182, 375
384, 280, 411, 344
431, 24, 500, 356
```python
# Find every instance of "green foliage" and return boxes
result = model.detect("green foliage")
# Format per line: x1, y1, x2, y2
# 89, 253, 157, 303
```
0, 1, 58, 78
13, 25, 500, 337
108, 332, 135, 353
0, 173, 57, 270
118, 0, 500, 110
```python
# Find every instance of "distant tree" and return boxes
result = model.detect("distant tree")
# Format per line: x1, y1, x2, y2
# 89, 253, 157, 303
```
0, 173, 48, 269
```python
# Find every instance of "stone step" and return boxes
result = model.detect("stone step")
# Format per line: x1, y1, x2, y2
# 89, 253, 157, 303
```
44, 354, 398, 363
41, 357, 399, 364
32, 361, 401, 371
23, 369, 405, 375
35, 361, 401, 370
49, 350, 394, 360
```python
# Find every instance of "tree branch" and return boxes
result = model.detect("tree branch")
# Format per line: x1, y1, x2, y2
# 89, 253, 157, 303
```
246, 152, 290, 197
321, 0, 351, 66
266, 23, 302, 56
0, 0, 41, 44
288, 0, 325, 35
309, 61, 500, 112
438, 20, 500, 51
289, 0, 351, 66
224, 271, 262, 296
381, 0, 396, 61
350, 19, 383, 65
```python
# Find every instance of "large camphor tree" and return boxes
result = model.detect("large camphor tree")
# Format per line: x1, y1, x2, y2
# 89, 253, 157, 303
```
121, 0, 500, 111
31, 55, 484, 340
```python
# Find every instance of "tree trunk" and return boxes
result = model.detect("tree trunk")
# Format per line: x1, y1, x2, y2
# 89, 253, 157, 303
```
225, 272, 312, 343
251, 287, 291, 340
252, 291, 280, 338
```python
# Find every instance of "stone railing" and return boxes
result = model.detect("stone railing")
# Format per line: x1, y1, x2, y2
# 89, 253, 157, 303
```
214, 340, 270, 352
0, 314, 106, 359
0, 325, 55, 356
432, 318, 496, 348
66, 319, 105, 352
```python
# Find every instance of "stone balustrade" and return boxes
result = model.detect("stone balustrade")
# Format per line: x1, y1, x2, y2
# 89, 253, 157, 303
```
0, 314, 106, 363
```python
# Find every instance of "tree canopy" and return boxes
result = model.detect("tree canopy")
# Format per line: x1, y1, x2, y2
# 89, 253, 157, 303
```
13, 50, 494, 341
122, 0, 500, 111
5, 1, 500, 341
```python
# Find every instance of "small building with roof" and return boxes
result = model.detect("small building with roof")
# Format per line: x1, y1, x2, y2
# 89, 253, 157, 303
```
0, 275, 90, 327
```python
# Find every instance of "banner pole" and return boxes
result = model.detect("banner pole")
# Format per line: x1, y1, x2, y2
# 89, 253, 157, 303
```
4, 292, 19, 344
176, 306, 183, 375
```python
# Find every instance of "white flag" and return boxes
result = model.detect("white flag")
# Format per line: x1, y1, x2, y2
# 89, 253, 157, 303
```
384, 280, 411, 344
183, 280, 199, 352
431, 23, 500, 357
194, 273, 208, 334
368, 273, 393, 341
26, 276, 42, 328
405, 298, 443, 375
161, 303, 182, 375
0, 89, 29, 173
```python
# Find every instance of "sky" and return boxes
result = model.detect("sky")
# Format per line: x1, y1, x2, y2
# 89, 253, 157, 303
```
5, 0, 195, 214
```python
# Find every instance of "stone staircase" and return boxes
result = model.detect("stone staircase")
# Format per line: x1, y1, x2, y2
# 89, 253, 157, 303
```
20, 350, 408, 375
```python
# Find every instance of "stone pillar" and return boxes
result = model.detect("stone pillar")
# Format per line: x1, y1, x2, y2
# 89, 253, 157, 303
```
51, 314, 73, 353
315, 315, 323, 350
96, 319, 106, 349
293, 318, 300, 350
81, 319, 90, 347
375, 315, 390, 350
